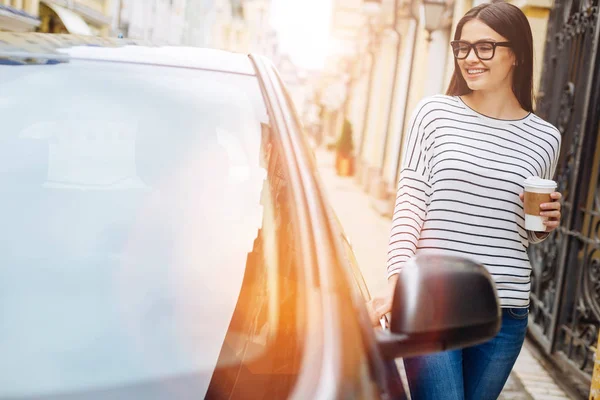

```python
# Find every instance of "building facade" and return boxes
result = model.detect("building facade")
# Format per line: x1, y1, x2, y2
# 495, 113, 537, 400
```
116, 0, 186, 44
0, 1, 41, 32
0, 0, 113, 35
181, 0, 216, 47
116, 0, 277, 57
318, 0, 368, 160
214, 0, 277, 57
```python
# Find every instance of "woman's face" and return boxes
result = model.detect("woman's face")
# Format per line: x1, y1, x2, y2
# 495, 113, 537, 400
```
457, 19, 516, 92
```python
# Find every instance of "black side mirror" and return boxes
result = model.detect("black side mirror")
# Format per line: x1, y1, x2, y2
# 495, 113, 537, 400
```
376, 254, 501, 360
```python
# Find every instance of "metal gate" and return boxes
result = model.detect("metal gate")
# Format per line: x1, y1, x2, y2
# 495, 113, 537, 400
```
529, 0, 600, 394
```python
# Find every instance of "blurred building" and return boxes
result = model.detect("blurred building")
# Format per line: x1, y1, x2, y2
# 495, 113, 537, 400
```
208, 0, 313, 125
209, 0, 276, 56
116, 0, 186, 44
0, 1, 41, 32
115, 0, 278, 58
206, 0, 246, 51
181, 0, 215, 47
276, 54, 316, 118
0, 0, 113, 35
317, 0, 374, 167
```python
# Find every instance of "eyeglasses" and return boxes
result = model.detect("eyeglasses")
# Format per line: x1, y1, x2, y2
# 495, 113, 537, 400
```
450, 40, 511, 60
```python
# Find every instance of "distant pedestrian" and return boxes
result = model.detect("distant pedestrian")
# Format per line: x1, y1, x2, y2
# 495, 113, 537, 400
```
367, 2, 563, 399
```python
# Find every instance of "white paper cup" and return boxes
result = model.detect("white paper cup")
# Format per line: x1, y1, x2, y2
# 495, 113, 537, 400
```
523, 177, 557, 232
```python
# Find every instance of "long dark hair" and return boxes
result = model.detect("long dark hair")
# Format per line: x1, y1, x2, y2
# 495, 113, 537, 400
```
445, 1, 534, 112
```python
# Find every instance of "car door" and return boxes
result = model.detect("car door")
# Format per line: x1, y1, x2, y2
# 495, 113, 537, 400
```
251, 56, 392, 399
330, 213, 409, 400
259, 62, 408, 398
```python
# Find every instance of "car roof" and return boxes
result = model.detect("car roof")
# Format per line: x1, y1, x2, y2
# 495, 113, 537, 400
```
0, 33, 256, 75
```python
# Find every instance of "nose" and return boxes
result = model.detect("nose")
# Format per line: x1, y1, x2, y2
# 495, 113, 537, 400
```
465, 47, 480, 64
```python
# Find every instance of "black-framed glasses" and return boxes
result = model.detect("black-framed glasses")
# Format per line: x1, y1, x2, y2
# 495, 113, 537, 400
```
450, 40, 511, 60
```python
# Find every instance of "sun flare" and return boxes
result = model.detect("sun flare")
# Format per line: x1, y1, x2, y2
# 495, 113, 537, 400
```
270, 0, 333, 69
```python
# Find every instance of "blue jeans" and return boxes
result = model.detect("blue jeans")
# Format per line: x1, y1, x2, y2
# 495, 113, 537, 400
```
403, 308, 528, 400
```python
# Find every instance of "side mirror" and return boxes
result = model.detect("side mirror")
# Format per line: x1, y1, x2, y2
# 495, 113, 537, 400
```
376, 254, 501, 359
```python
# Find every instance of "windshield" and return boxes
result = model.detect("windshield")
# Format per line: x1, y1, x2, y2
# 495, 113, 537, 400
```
0, 57, 279, 398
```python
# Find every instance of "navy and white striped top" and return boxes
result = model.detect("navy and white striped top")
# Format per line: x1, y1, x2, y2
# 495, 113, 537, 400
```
387, 95, 562, 307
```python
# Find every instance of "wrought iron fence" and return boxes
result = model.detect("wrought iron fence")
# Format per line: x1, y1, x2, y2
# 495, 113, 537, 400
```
529, 0, 600, 394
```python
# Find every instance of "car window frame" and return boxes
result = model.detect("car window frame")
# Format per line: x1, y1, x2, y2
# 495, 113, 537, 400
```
258, 58, 410, 399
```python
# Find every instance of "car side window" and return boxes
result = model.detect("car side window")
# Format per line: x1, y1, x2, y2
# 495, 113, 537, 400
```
326, 210, 371, 301
270, 70, 395, 399
269, 69, 371, 302
339, 230, 372, 301
206, 127, 305, 399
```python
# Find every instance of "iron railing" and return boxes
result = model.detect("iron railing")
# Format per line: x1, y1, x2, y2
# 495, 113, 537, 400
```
529, 0, 600, 395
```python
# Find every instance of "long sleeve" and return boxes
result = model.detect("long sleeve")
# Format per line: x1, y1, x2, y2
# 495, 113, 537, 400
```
527, 128, 562, 245
387, 100, 435, 278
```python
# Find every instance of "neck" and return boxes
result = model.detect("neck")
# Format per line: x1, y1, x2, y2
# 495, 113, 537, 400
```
463, 86, 528, 119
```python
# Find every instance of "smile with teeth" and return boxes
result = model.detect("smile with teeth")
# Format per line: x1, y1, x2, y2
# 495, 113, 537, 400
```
467, 68, 487, 75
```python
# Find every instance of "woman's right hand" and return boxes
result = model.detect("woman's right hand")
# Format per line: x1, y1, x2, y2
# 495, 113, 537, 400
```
366, 274, 399, 327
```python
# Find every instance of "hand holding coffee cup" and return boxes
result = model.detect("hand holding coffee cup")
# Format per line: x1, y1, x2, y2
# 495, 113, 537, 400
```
519, 177, 562, 233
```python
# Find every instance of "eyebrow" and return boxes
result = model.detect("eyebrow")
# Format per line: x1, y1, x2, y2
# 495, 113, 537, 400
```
459, 37, 499, 42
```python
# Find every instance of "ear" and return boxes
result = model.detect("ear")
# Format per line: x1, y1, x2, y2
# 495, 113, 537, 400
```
510, 51, 518, 66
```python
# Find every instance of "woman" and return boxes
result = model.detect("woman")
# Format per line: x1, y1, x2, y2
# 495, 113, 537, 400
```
368, 2, 562, 399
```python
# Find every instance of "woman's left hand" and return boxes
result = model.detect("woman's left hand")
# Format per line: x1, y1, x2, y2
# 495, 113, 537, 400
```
521, 191, 562, 232
540, 192, 562, 232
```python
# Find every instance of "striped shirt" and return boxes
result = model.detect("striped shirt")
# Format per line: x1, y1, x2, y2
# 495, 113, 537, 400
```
387, 95, 562, 307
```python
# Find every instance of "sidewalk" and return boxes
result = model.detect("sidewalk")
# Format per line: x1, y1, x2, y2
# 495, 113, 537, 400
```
314, 148, 572, 400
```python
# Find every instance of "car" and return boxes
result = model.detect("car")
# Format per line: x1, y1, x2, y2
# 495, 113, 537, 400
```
0, 33, 502, 400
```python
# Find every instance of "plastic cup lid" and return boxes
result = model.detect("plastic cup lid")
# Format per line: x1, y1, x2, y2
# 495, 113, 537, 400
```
524, 176, 557, 189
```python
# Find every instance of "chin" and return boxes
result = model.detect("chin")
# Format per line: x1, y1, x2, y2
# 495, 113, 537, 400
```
465, 81, 487, 91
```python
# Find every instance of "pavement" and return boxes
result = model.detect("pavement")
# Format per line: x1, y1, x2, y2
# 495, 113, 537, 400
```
314, 148, 574, 400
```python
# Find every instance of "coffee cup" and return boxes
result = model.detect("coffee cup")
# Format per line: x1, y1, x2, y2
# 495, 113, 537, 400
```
523, 176, 557, 232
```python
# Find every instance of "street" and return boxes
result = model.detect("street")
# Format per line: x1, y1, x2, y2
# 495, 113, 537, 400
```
314, 148, 572, 400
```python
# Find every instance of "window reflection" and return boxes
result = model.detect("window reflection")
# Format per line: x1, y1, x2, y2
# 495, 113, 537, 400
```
0, 61, 301, 399
206, 122, 304, 399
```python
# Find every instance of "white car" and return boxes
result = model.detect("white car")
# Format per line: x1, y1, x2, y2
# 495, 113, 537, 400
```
0, 33, 501, 400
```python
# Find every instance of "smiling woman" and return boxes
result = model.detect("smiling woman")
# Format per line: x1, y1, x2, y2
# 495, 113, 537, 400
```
369, 2, 563, 399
